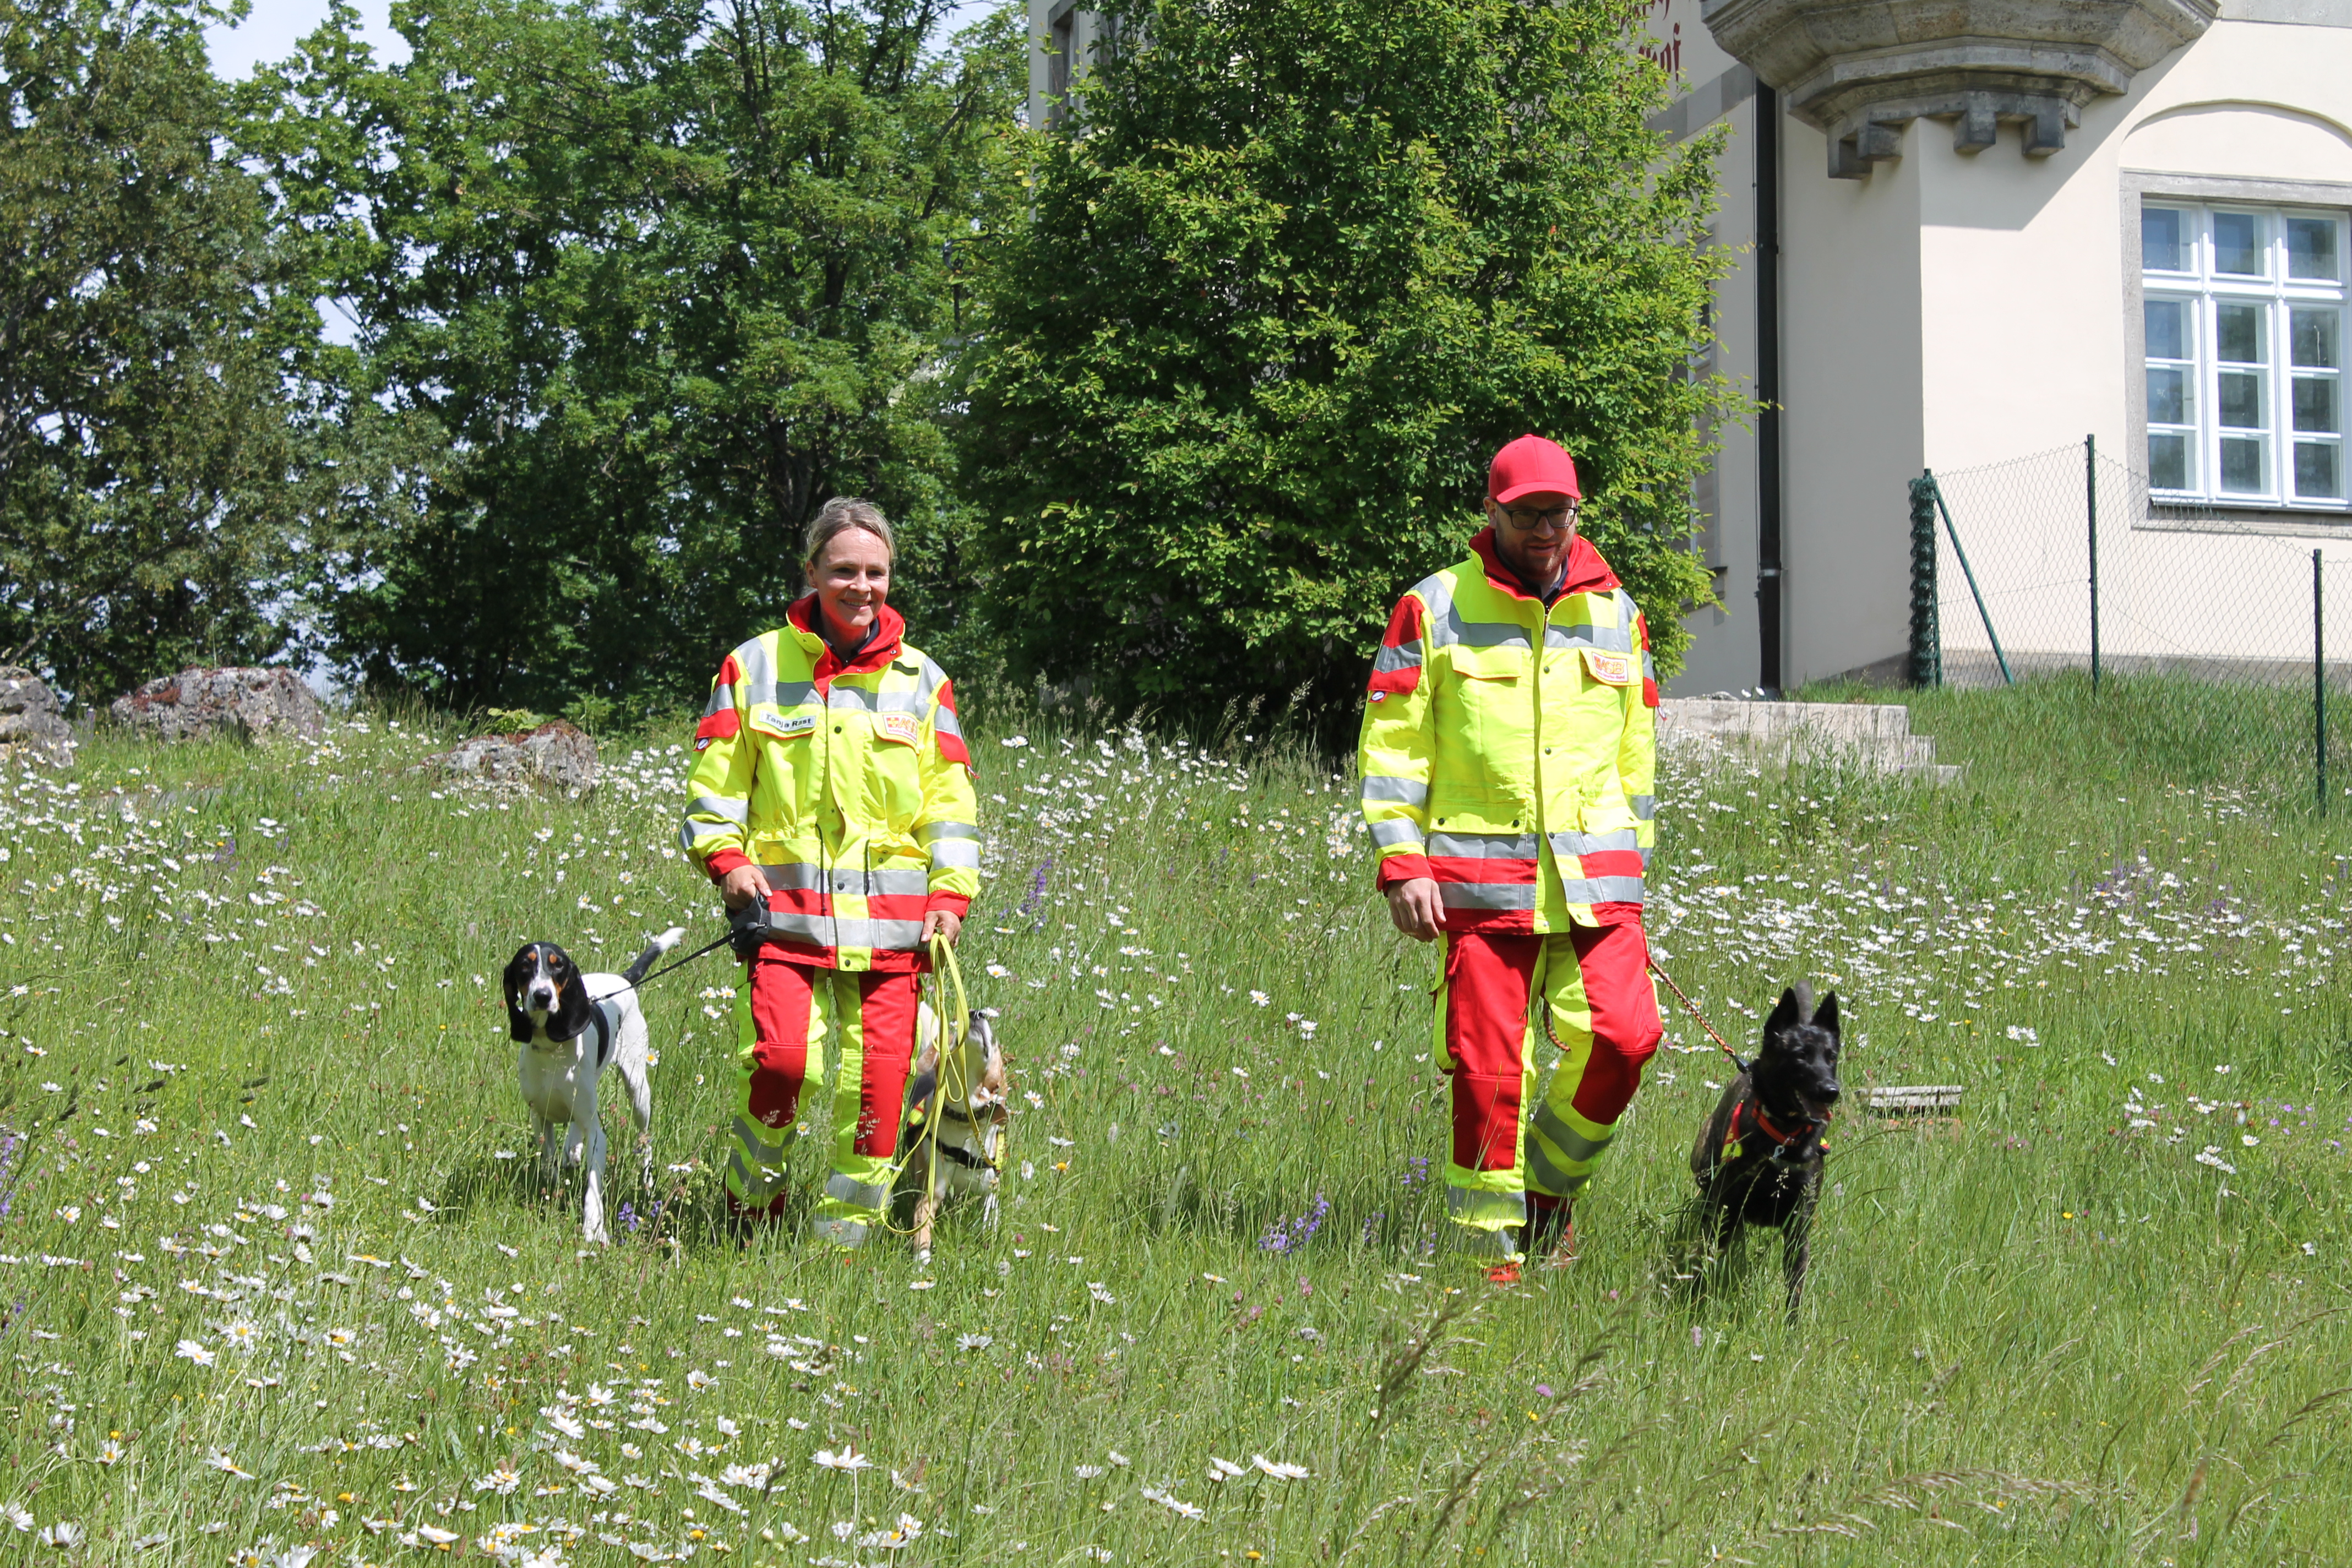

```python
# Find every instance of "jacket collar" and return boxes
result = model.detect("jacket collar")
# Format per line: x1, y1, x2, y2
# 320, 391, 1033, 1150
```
787, 594, 904, 688
1468, 526, 1620, 603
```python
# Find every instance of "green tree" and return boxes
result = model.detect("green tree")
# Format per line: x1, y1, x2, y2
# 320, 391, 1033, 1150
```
0, 0, 360, 706
961, 0, 1730, 731
242, 0, 1025, 717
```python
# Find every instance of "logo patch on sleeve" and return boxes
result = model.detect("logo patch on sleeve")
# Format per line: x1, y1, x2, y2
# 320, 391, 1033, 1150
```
1581, 648, 1632, 686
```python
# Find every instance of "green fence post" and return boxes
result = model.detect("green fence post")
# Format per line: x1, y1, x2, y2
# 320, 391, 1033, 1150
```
1909, 475, 1940, 687
2087, 434, 2100, 694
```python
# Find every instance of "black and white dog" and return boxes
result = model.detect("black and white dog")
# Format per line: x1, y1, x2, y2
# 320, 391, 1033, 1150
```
503, 929, 684, 1244
1686, 983, 1842, 1321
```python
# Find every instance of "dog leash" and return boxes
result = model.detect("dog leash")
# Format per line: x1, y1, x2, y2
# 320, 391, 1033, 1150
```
1646, 957, 1750, 1076
581, 902, 771, 1005
879, 932, 984, 1237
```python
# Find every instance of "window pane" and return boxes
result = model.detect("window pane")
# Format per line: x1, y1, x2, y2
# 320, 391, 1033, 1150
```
2296, 442, 2340, 498
2294, 375, 2337, 434
2146, 298, 2189, 360
2220, 436, 2267, 492
2147, 366, 2191, 424
2216, 301, 2267, 364
2150, 432, 2191, 490
2292, 307, 2338, 369
2143, 206, 2188, 272
2213, 212, 2266, 276
2219, 371, 2265, 428
2288, 216, 2339, 281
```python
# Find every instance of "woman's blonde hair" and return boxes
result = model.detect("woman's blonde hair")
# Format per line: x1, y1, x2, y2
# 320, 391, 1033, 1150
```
803, 497, 895, 574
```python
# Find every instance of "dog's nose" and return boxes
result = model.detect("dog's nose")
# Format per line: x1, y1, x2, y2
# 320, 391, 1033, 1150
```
1820, 1082, 1842, 1104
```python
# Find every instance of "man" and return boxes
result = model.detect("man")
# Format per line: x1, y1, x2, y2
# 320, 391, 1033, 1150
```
1358, 433, 1663, 1278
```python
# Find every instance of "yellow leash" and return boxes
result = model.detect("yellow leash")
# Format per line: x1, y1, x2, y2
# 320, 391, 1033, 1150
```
877, 933, 981, 1235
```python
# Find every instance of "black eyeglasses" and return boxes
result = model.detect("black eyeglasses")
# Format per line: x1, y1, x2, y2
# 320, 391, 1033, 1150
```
1496, 503, 1577, 533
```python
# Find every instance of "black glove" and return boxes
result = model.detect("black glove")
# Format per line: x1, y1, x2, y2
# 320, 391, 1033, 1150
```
728, 898, 775, 961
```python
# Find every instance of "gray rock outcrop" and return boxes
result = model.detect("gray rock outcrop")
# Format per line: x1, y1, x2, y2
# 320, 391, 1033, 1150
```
0, 667, 76, 767
429, 720, 600, 794
111, 667, 327, 743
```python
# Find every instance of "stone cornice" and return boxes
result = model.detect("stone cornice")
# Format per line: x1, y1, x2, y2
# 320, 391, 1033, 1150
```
1700, 0, 2219, 175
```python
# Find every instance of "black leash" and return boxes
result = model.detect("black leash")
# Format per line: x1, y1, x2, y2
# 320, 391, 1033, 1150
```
583, 902, 770, 1004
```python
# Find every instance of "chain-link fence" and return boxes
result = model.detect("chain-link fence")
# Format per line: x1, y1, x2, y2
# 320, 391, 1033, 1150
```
1910, 439, 2352, 812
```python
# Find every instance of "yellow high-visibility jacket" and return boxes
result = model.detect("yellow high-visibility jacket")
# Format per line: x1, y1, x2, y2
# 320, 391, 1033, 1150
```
1357, 528, 1657, 932
680, 598, 980, 972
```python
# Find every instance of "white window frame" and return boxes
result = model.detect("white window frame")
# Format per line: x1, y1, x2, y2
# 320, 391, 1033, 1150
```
2125, 174, 2352, 531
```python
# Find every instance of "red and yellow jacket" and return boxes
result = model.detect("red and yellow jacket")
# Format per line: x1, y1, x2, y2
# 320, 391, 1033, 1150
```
1357, 529, 1657, 932
680, 598, 979, 971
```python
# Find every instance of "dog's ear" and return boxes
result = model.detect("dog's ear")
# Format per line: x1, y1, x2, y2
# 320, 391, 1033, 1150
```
1813, 991, 1841, 1039
1764, 986, 1805, 1041
547, 949, 592, 1043
504, 946, 538, 1043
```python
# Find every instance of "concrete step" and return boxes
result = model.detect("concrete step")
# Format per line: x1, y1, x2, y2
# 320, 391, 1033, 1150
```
1656, 698, 1960, 783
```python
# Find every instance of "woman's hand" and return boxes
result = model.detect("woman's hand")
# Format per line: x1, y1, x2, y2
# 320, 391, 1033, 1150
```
921, 910, 963, 946
1384, 878, 1444, 943
719, 864, 768, 912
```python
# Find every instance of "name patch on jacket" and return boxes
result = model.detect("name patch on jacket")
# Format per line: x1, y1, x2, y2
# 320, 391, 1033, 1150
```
877, 711, 920, 745
1581, 648, 1633, 686
752, 710, 819, 740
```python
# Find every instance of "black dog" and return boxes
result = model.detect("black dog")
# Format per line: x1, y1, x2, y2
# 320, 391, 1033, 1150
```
1685, 984, 1841, 1321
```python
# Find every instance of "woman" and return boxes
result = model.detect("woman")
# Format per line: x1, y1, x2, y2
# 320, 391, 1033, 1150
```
679, 498, 981, 1248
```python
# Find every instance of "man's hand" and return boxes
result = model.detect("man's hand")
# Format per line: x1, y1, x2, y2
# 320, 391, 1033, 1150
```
719, 864, 767, 912
921, 910, 963, 946
1384, 877, 1444, 943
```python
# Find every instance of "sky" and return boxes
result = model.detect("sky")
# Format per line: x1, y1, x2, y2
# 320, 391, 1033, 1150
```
205, 0, 1004, 79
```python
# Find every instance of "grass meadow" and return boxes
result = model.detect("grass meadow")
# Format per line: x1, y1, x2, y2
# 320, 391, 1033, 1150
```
0, 674, 2348, 1566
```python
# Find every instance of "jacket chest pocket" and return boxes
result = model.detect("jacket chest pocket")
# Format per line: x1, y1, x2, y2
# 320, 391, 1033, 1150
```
867, 710, 924, 821
1446, 646, 1533, 761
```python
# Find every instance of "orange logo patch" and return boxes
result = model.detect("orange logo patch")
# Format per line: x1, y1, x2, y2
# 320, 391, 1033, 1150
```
1581, 649, 1632, 686
878, 711, 919, 745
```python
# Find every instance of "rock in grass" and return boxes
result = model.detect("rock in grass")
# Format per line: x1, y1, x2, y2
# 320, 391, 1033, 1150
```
0, 667, 75, 767
428, 719, 600, 794
110, 667, 326, 744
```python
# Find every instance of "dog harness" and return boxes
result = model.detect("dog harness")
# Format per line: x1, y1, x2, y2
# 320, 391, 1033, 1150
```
1718, 1096, 1829, 1167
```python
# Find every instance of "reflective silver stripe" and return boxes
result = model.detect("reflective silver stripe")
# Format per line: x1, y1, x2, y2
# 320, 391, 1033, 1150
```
1523, 1137, 1582, 1200
726, 1150, 785, 1201
1429, 831, 1539, 859
823, 1171, 891, 1211
932, 703, 965, 741
1629, 794, 1656, 821
1446, 613, 1532, 650
808, 1215, 872, 1249
927, 839, 982, 870
703, 684, 736, 717
1531, 1102, 1613, 1166
769, 911, 927, 951
1412, 574, 1459, 647
1445, 1185, 1526, 1224
681, 818, 738, 852
687, 794, 749, 824
914, 657, 949, 706
1548, 829, 1641, 858
734, 1115, 791, 1153
1642, 651, 1657, 680
1370, 818, 1425, 850
1360, 775, 1428, 806
761, 864, 932, 899
732, 637, 787, 709
1542, 621, 1635, 653
1438, 881, 1537, 912
1372, 642, 1423, 673
918, 820, 980, 843
828, 685, 880, 712
1557, 876, 1646, 905
1640, 847, 1652, 870
760, 682, 818, 710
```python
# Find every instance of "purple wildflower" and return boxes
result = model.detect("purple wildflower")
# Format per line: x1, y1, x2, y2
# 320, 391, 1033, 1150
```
1259, 1194, 1330, 1255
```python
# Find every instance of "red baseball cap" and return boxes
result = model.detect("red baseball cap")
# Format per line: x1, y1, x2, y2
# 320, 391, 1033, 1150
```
1488, 433, 1582, 504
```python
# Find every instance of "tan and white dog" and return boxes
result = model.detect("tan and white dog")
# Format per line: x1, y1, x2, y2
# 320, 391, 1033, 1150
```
899, 1005, 1010, 1263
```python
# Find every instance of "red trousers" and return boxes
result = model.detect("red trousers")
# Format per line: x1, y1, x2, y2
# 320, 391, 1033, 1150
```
1435, 923, 1662, 1233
